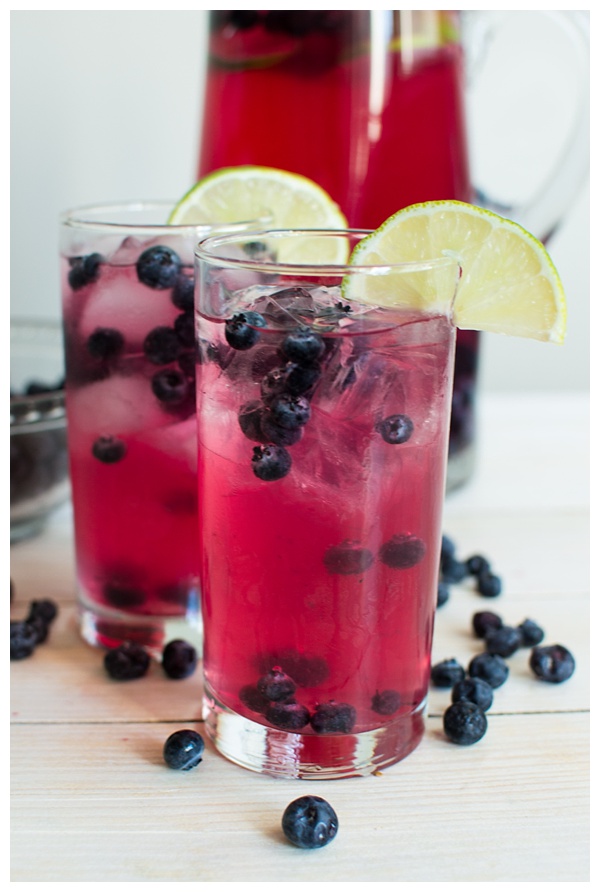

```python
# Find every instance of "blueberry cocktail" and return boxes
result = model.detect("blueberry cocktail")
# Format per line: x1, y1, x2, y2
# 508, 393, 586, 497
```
196, 230, 458, 777
60, 203, 254, 652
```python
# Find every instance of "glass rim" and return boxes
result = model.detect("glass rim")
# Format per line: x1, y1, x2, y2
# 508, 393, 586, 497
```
195, 228, 461, 276
60, 200, 271, 237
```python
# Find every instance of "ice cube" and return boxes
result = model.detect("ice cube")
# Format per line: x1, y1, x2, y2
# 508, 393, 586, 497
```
67, 373, 173, 442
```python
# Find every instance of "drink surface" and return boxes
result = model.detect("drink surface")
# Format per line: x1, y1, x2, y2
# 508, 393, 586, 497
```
61, 239, 200, 631
198, 10, 476, 479
197, 282, 455, 738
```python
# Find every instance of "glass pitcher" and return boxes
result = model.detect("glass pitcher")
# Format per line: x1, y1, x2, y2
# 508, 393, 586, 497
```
196, 10, 589, 489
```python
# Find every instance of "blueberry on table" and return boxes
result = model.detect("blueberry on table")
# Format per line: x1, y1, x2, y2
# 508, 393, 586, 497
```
163, 729, 205, 770
224, 312, 266, 350
472, 610, 503, 639
143, 326, 181, 365
441, 557, 469, 584
466, 554, 492, 577
529, 644, 575, 683
485, 625, 522, 658
281, 796, 338, 849
104, 642, 150, 681
371, 689, 402, 715
10, 621, 38, 660
379, 534, 426, 569
437, 580, 451, 608
266, 700, 311, 731
257, 668, 296, 702
376, 413, 414, 445
323, 541, 374, 576
92, 435, 127, 464
443, 701, 488, 745
136, 245, 181, 289
468, 652, 509, 689
517, 618, 545, 647
281, 328, 326, 366
440, 534, 456, 562
477, 571, 503, 598
251, 445, 292, 481
310, 701, 356, 734
162, 639, 198, 680
68, 252, 103, 290
26, 599, 58, 627
430, 658, 466, 688
87, 327, 125, 361
451, 677, 494, 712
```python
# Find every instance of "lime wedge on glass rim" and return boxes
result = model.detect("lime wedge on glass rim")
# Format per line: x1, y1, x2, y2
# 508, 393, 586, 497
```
344, 200, 567, 343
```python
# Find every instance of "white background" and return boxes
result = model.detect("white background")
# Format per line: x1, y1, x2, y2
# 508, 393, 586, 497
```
10, 9, 590, 393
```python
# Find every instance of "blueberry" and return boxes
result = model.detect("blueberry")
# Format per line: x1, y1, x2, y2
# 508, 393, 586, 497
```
437, 580, 451, 608
281, 796, 338, 849
87, 327, 124, 360
441, 557, 469, 584
379, 534, 426, 569
256, 667, 296, 702
68, 252, 103, 290
468, 652, 509, 689
103, 581, 145, 608
162, 639, 198, 680
323, 541, 374, 576
285, 363, 322, 396
143, 326, 181, 365
451, 677, 494, 712
443, 701, 487, 745
92, 435, 127, 464
26, 615, 50, 645
238, 401, 269, 443
376, 414, 414, 445
136, 245, 181, 290
224, 312, 266, 350
260, 411, 303, 447
171, 273, 195, 311
472, 610, 503, 639
310, 701, 356, 734
26, 599, 58, 626
269, 394, 311, 430
163, 729, 205, 770
485, 625, 522, 658
174, 312, 195, 349
477, 572, 503, 598
529, 644, 575, 683
178, 350, 197, 379
517, 618, 545, 647
10, 621, 38, 660
466, 554, 491, 577
371, 689, 402, 715
256, 650, 329, 688
282, 328, 325, 366
430, 658, 466, 688
440, 534, 456, 562
239, 684, 270, 715
151, 369, 191, 405
104, 642, 150, 681
251, 445, 292, 481
265, 700, 311, 731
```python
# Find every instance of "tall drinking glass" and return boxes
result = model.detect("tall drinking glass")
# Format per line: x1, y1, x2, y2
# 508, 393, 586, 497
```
60, 202, 263, 654
195, 229, 459, 778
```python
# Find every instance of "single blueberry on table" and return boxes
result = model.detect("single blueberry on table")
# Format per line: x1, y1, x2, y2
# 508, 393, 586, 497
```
251, 444, 292, 481
310, 701, 356, 734
379, 534, 426, 569
86, 327, 125, 361
440, 534, 456, 562
451, 677, 494, 712
266, 700, 311, 731
136, 245, 181, 290
143, 326, 181, 365
485, 625, 522, 658
441, 556, 469, 584
472, 610, 503, 639
104, 642, 150, 681
256, 667, 296, 702
517, 618, 545, 647
468, 652, 509, 689
151, 369, 191, 406
224, 312, 266, 350
25, 615, 50, 645
323, 541, 374, 576
437, 580, 451, 608
281, 796, 339, 850
477, 571, 503, 598
68, 252, 103, 290
371, 689, 402, 715
466, 554, 492, 577
92, 435, 127, 464
430, 658, 466, 688
10, 621, 38, 660
162, 639, 198, 680
26, 599, 58, 627
529, 644, 575, 683
163, 729, 205, 770
281, 328, 326, 366
443, 701, 488, 745
376, 413, 414, 445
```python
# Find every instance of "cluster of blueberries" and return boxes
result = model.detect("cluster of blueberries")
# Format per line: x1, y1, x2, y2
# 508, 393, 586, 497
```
432, 534, 576, 745
68, 246, 198, 466
103, 638, 198, 682
10, 592, 59, 661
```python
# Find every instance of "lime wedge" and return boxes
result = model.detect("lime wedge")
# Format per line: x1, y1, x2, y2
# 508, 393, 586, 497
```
345, 201, 567, 343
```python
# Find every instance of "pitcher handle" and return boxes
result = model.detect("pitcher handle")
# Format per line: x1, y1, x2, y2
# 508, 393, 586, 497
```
463, 11, 589, 241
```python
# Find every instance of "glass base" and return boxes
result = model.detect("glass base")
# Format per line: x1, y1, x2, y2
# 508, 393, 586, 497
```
78, 588, 203, 658
202, 683, 426, 779
446, 442, 476, 493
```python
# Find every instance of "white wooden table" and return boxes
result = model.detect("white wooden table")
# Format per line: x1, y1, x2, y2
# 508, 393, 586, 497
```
10, 392, 589, 882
